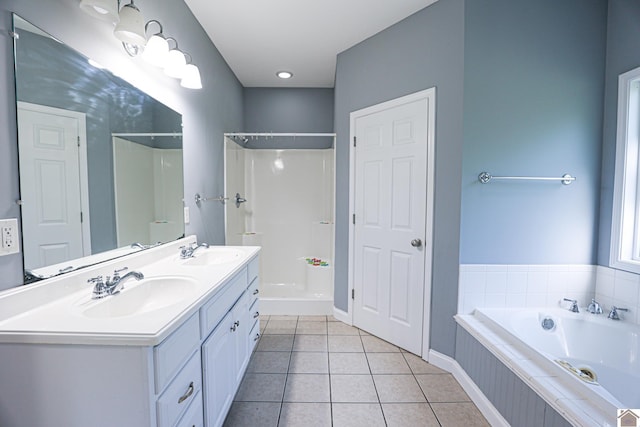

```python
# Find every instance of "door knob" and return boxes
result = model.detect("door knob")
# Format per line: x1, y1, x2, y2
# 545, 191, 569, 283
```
411, 238, 422, 248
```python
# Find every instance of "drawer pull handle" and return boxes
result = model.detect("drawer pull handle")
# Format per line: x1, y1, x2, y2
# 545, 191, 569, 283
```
254, 333, 260, 341
253, 289, 259, 295
178, 382, 194, 404
235, 320, 240, 327
231, 324, 236, 332
253, 311, 259, 319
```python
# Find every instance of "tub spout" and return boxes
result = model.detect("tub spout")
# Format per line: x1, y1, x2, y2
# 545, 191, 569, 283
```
587, 299, 603, 314
563, 298, 579, 313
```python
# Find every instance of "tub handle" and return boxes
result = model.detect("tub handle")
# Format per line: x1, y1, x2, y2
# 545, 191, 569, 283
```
608, 306, 628, 320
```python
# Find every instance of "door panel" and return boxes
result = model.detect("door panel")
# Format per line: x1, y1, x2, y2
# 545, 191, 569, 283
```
352, 94, 432, 355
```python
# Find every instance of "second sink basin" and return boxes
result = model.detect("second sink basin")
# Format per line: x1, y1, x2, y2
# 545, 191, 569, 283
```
182, 247, 245, 266
82, 276, 200, 319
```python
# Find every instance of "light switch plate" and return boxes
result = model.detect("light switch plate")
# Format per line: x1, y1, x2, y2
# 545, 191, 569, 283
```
183, 207, 190, 224
0, 218, 19, 256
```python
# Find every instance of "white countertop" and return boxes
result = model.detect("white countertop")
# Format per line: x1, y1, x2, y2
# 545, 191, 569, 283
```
0, 237, 260, 346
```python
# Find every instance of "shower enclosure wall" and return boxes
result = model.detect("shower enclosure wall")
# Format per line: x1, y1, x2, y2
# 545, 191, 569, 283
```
225, 135, 335, 315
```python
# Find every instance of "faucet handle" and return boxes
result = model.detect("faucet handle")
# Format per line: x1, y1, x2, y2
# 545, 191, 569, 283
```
563, 298, 579, 313
113, 267, 128, 279
608, 306, 629, 320
87, 275, 103, 284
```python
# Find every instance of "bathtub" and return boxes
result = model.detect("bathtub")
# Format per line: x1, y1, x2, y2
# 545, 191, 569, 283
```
456, 307, 639, 426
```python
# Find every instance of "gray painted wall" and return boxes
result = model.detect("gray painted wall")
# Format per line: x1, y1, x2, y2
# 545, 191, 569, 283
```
334, 0, 465, 358
0, 0, 243, 290
242, 88, 334, 149
597, 0, 640, 266
461, 0, 607, 265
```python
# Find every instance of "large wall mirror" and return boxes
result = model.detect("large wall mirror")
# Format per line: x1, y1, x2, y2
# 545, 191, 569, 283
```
13, 15, 185, 282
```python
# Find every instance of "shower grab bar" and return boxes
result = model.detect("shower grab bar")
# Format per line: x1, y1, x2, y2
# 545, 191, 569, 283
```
478, 172, 576, 185
195, 193, 228, 205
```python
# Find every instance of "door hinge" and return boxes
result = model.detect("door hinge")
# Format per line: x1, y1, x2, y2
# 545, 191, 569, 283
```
352, 289, 355, 299
77, 136, 80, 147
80, 211, 83, 223
353, 136, 356, 147
352, 214, 355, 225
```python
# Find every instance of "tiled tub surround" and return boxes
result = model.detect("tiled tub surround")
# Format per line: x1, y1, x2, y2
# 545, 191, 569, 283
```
225, 315, 490, 427
595, 266, 640, 324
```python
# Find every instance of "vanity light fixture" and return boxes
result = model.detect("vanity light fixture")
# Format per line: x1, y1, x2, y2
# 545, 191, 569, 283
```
181, 57, 202, 89
276, 71, 293, 79
79, 0, 119, 24
164, 39, 187, 78
113, 1, 146, 47
140, 20, 169, 67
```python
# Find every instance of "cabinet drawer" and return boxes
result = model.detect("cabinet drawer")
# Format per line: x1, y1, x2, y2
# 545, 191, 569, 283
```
175, 391, 203, 427
157, 350, 202, 427
200, 268, 247, 338
248, 256, 259, 284
248, 276, 259, 304
155, 313, 200, 393
248, 318, 260, 352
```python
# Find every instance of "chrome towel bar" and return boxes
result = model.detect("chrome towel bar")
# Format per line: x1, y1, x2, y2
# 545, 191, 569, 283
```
478, 172, 576, 185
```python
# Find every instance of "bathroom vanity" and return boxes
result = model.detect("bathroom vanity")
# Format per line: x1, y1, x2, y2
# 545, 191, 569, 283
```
0, 237, 260, 427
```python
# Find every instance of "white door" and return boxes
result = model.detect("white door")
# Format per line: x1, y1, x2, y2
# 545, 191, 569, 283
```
351, 89, 435, 355
17, 103, 90, 270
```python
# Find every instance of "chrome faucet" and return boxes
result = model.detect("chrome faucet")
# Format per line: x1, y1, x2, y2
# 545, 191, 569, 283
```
180, 242, 209, 259
607, 306, 629, 320
563, 298, 579, 313
587, 299, 603, 314
131, 242, 146, 250
89, 267, 144, 299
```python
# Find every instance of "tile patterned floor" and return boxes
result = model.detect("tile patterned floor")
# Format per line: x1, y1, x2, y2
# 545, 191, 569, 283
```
223, 315, 490, 427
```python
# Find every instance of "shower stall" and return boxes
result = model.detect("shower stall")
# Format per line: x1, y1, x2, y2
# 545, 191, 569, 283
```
224, 133, 335, 315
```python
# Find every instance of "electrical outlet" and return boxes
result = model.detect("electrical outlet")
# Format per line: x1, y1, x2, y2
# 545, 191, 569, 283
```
0, 218, 19, 256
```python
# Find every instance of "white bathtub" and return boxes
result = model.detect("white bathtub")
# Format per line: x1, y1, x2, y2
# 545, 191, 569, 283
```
457, 307, 640, 426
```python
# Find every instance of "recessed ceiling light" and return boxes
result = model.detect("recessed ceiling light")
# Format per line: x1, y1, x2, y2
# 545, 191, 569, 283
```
276, 71, 293, 79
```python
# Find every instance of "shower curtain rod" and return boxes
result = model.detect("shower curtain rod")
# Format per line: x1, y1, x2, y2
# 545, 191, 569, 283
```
224, 132, 336, 138
112, 132, 183, 137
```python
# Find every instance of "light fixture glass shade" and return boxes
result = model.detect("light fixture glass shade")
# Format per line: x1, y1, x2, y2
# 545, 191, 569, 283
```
181, 63, 202, 89
79, 0, 119, 24
164, 49, 187, 78
141, 34, 169, 67
113, 3, 146, 47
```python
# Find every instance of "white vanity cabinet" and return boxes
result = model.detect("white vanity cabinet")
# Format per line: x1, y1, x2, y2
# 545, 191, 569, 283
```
0, 247, 260, 427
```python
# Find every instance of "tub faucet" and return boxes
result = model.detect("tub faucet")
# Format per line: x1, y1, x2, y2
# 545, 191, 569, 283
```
89, 267, 144, 299
563, 298, 579, 313
180, 242, 209, 259
607, 306, 628, 321
587, 299, 603, 314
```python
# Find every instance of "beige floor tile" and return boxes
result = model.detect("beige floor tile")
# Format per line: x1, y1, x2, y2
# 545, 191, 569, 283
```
416, 374, 470, 402
292, 334, 328, 352
263, 320, 297, 335
332, 403, 386, 427
358, 329, 371, 336
382, 403, 440, 427
247, 352, 291, 374
328, 335, 364, 352
373, 375, 426, 403
402, 352, 447, 374
298, 315, 327, 322
329, 352, 370, 374
295, 320, 327, 335
328, 316, 341, 322
278, 402, 331, 427
256, 335, 294, 352
431, 402, 491, 427
270, 315, 298, 321
235, 373, 286, 402
259, 315, 271, 322
223, 402, 281, 427
361, 335, 400, 352
366, 353, 411, 374
288, 352, 328, 374
283, 374, 330, 402
327, 321, 360, 335
330, 375, 379, 403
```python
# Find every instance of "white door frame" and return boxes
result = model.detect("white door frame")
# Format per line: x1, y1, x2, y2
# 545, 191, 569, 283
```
17, 101, 92, 257
347, 88, 436, 359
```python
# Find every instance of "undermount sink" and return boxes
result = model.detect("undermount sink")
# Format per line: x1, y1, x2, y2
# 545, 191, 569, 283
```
81, 276, 200, 319
182, 247, 244, 266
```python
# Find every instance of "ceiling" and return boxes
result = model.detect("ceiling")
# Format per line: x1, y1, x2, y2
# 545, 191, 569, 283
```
183, 0, 437, 88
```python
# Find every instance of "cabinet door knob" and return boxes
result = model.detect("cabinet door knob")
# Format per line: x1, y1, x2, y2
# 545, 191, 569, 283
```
177, 381, 194, 404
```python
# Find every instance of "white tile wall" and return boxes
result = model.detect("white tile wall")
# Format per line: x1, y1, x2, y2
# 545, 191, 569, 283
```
458, 264, 596, 315
595, 265, 640, 324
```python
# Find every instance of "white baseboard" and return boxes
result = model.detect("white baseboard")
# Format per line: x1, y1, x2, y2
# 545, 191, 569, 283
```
332, 306, 351, 324
428, 350, 509, 427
